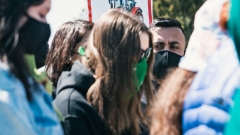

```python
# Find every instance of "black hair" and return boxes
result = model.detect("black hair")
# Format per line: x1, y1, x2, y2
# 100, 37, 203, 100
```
0, 0, 44, 101
150, 17, 185, 35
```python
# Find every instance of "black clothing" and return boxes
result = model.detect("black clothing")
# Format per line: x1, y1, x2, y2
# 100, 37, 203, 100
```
54, 60, 111, 135
54, 60, 149, 135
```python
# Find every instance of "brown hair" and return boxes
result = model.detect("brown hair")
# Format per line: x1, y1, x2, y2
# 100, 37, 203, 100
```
150, 68, 196, 135
87, 10, 155, 135
45, 20, 94, 87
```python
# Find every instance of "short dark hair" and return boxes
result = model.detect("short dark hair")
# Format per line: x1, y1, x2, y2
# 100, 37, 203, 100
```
150, 18, 185, 35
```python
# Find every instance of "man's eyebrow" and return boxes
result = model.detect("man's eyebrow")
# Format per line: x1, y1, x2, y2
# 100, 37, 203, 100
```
169, 41, 181, 45
153, 41, 165, 44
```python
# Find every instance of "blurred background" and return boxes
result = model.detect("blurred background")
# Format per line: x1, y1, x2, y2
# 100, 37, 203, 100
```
153, 0, 206, 42
47, 0, 206, 43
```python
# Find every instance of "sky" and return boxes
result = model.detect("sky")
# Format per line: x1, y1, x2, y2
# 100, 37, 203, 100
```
47, 0, 87, 44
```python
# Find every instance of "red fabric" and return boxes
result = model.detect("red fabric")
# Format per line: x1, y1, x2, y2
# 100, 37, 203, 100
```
87, 0, 92, 22
131, 7, 139, 14
148, 0, 152, 25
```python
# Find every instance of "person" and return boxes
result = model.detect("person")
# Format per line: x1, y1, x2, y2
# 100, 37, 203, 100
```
0, 0, 63, 134
54, 9, 154, 135
180, 1, 240, 134
150, 18, 186, 89
87, 9, 154, 135
150, 18, 186, 55
150, 0, 240, 135
45, 20, 94, 88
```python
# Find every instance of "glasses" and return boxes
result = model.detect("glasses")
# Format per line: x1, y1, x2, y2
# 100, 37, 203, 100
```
139, 47, 152, 61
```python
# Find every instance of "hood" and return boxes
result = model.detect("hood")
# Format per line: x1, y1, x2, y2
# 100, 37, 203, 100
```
56, 60, 95, 96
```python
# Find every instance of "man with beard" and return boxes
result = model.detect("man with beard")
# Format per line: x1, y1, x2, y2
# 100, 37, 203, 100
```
150, 18, 186, 90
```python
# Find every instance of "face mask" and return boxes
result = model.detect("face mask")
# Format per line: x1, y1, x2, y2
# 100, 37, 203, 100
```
34, 42, 49, 68
152, 51, 182, 80
133, 58, 148, 92
18, 16, 51, 54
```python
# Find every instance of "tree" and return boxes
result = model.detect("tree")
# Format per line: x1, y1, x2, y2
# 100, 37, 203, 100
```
153, 0, 206, 42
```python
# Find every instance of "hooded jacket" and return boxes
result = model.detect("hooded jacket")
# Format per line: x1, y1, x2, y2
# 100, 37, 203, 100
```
53, 60, 112, 135
54, 60, 150, 135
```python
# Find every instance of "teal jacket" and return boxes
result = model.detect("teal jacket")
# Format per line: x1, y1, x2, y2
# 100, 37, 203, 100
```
225, 89, 240, 135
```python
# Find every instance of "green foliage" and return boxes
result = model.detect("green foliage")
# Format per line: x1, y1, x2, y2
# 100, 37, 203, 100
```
153, 0, 206, 42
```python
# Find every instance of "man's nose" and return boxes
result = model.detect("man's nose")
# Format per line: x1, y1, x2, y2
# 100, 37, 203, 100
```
163, 45, 170, 51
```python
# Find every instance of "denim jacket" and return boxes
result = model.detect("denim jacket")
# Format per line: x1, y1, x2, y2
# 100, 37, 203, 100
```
0, 62, 63, 135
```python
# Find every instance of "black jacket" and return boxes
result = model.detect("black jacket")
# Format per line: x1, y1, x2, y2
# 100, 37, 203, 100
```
54, 60, 149, 135
54, 60, 111, 135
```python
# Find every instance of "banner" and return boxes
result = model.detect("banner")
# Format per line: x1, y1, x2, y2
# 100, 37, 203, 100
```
86, 0, 153, 26
47, 0, 153, 43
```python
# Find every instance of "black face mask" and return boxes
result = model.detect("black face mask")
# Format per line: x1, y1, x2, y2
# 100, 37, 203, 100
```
18, 16, 51, 54
34, 42, 49, 68
152, 51, 182, 80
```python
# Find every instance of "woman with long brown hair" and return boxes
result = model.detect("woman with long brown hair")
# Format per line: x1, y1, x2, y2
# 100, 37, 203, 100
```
54, 9, 154, 135
86, 9, 155, 135
45, 20, 94, 88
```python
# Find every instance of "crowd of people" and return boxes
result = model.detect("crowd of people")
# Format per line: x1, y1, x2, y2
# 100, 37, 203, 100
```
0, 0, 240, 135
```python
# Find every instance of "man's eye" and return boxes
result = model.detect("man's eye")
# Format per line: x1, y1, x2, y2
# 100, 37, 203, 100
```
170, 45, 179, 49
155, 44, 160, 48
153, 42, 164, 50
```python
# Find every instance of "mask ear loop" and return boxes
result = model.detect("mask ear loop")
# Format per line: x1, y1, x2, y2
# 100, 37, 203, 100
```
78, 46, 91, 65
78, 46, 86, 56
79, 46, 95, 73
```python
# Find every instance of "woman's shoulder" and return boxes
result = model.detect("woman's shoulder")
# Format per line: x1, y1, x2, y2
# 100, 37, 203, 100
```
54, 87, 95, 116
54, 88, 112, 135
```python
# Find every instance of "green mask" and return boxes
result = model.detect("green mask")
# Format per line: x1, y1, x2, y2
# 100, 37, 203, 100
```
133, 58, 148, 92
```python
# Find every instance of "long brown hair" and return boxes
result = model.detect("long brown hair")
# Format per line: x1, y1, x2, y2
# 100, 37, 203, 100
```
87, 10, 155, 135
45, 20, 93, 87
150, 68, 196, 135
